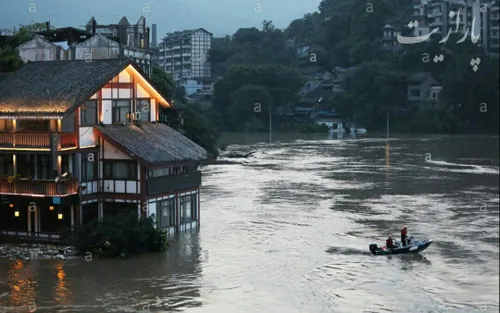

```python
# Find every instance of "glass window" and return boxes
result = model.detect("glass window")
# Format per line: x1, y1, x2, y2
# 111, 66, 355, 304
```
148, 167, 169, 178
81, 101, 97, 126
81, 153, 96, 181
180, 194, 196, 223
62, 113, 76, 132
103, 160, 137, 179
157, 198, 176, 228
137, 99, 150, 121
0, 154, 13, 176
16, 120, 50, 132
112, 100, 130, 123
0, 120, 14, 132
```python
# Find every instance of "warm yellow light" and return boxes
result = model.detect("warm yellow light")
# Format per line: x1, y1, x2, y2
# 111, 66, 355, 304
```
9, 204, 14, 208
14, 211, 19, 217
79, 145, 97, 149
49, 206, 54, 211
57, 155, 62, 172
124, 66, 171, 108
0, 148, 50, 151
58, 213, 63, 220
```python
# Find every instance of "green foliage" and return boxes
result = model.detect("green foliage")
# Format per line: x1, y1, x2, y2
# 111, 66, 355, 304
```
73, 213, 168, 259
0, 22, 51, 72
299, 123, 329, 133
150, 66, 221, 156
207, 0, 498, 134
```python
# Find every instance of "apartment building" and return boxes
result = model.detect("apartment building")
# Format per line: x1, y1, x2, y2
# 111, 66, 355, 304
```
409, 0, 499, 54
482, 2, 500, 53
0, 59, 206, 239
17, 18, 153, 76
158, 28, 213, 96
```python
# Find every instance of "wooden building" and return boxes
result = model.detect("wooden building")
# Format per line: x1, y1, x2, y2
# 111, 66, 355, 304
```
0, 58, 206, 239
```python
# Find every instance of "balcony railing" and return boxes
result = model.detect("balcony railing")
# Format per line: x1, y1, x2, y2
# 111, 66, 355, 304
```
0, 178, 79, 196
0, 132, 76, 149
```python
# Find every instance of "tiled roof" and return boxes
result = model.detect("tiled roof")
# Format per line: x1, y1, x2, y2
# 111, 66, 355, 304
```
0, 58, 133, 116
0, 73, 11, 83
406, 72, 435, 82
95, 123, 207, 165
162, 28, 212, 41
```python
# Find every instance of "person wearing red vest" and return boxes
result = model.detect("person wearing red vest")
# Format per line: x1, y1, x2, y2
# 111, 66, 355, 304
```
386, 236, 395, 249
401, 226, 408, 246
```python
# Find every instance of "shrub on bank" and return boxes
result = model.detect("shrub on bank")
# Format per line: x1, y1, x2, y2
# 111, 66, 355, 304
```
73, 213, 168, 259
299, 123, 329, 133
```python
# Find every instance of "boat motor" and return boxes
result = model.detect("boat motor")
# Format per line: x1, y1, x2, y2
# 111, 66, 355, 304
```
369, 244, 378, 255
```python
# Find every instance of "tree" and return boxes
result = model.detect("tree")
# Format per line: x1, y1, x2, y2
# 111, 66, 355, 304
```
150, 67, 221, 157
228, 84, 273, 130
0, 22, 51, 72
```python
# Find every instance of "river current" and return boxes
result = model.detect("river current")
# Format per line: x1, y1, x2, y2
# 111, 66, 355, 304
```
0, 134, 499, 313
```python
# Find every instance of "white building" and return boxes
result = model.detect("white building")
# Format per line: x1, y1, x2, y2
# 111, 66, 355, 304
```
17, 32, 152, 77
159, 28, 213, 96
411, 0, 499, 54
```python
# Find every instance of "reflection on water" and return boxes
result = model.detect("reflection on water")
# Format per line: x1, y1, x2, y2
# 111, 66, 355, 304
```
0, 134, 499, 313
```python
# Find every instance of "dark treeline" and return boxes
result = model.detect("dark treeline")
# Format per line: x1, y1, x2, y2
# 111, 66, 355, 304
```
206, 0, 499, 134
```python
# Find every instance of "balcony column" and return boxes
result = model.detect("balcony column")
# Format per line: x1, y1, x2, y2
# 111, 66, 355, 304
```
12, 154, 16, 176
70, 205, 75, 231
34, 154, 38, 179
98, 201, 103, 221
34, 204, 39, 233
69, 155, 73, 176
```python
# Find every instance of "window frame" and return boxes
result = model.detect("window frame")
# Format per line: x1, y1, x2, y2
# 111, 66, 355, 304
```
81, 153, 97, 181
0, 120, 14, 132
81, 100, 97, 126
102, 160, 137, 180
179, 194, 197, 224
136, 99, 150, 121
157, 198, 176, 228
111, 100, 131, 124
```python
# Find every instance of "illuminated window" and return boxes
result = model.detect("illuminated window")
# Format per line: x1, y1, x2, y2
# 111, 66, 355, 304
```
81, 101, 97, 126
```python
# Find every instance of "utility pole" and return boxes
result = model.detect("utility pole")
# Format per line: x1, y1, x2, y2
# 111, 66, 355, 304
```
269, 106, 272, 143
386, 113, 389, 140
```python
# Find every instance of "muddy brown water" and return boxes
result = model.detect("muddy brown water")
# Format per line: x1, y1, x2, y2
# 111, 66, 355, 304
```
0, 134, 498, 312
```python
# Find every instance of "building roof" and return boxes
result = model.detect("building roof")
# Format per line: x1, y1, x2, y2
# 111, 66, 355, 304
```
95, 123, 207, 165
406, 72, 435, 83
0, 73, 11, 83
162, 28, 213, 41
0, 58, 162, 116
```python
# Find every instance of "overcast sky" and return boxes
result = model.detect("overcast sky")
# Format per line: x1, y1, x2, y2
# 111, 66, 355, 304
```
0, 0, 322, 38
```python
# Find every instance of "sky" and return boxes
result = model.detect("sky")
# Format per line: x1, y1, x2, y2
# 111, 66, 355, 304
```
0, 0, 322, 38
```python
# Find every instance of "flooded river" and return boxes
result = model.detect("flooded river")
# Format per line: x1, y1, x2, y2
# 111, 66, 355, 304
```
0, 134, 498, 312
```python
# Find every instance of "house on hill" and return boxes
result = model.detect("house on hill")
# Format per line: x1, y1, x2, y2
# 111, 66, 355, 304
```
406, 72, 440, 103
0, 58, 206, 240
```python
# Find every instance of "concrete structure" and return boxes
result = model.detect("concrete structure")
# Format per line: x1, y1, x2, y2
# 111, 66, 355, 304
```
0, 59, 206, 239
85, 16, 149, 50
151, 24, 157, 49
17, 25, 153, 77
159, 28, 213, 96
408, 0, 499, 54
406, 72, 440, 102
481, 1, 500, 53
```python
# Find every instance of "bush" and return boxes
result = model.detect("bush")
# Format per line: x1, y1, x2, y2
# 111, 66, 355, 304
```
73, 213, 168, 259
299, 123, 329, 133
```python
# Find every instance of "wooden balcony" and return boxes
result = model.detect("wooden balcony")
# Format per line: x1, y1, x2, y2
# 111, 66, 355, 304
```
0, 132, 77, 149
0, 178, 79, 196
147, 171, 201, 196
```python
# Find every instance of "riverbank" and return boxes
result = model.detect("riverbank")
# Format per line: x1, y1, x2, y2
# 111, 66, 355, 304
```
0, 243, 79, 261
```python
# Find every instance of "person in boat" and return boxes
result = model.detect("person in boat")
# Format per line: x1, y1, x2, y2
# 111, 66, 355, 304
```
386, 236, 395, 250
401, 226, 408, 246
